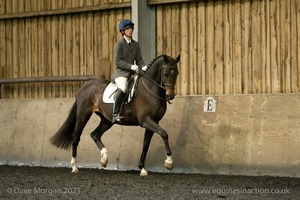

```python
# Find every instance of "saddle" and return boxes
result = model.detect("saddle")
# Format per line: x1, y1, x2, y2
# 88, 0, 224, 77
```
103, 74, 139, 104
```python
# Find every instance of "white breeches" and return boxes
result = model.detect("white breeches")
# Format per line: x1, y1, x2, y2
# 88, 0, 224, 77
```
114, 77, 127, 93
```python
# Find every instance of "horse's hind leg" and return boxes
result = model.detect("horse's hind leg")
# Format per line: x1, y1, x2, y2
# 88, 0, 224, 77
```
90, 115, 113, 168
138, 129, 154, 176
71, 112, 92, 173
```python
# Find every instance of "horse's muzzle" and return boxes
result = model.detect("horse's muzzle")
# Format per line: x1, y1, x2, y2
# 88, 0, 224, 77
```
166, 93, 175, 100
165, 84, 176, 100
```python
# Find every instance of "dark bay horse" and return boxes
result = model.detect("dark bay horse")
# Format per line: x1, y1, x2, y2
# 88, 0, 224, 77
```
50, 54, 180, 176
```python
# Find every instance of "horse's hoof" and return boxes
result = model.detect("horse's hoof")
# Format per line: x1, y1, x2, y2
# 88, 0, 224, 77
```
100, 148, 108, 167
140, 168, 148, 176
165, 161, 174, 170
71, 168, 79, 173
100, 158, 108, 167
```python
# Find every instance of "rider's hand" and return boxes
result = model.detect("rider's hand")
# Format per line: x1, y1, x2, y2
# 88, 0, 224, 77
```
131, 64, 139, 72
142, 65, 148, 71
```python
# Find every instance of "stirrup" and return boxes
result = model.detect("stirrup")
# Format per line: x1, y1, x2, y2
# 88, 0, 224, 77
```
112, 114, 124, 123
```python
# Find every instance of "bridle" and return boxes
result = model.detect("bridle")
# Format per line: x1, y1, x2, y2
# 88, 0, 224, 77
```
160, 64, 177, 90
140, 63, 177, 104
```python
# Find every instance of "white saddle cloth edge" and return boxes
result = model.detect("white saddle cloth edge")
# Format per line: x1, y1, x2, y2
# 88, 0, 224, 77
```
102, 74, 138, 104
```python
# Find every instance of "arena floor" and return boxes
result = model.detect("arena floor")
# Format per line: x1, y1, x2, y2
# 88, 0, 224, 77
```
0, 165, 299, 199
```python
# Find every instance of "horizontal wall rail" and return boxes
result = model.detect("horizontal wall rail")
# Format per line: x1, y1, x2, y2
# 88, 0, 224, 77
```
148, 0, 196, 5
0, 2, 131, 19
0, 75, 98, 84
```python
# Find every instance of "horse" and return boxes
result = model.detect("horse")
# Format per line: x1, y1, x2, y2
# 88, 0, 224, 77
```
50, 54, 180, 176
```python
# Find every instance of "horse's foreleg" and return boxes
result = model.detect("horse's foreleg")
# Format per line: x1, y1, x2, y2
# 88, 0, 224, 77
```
141, 119, 174, 171
160, 130, 174, 170
90, 116, 113, 168
165, 155, 174, 170
138, 129, 154, 176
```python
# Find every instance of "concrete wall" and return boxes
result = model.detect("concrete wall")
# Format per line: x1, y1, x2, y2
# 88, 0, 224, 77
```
1, 94, 300, 177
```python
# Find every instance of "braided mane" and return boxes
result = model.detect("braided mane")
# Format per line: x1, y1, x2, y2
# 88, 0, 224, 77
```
147, 55, 165, 69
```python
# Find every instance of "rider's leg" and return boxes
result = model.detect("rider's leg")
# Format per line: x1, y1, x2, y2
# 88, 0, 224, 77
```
112, 77, 127, 123
112, 88, 125, 122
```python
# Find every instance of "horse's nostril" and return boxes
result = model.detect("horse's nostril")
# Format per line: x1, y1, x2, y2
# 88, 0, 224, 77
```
166, 94, 175, 100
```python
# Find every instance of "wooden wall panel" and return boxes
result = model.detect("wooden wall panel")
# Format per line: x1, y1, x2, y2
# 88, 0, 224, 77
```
280, 0, 291, 93
233, 1, 242, 94
189, 3, 197, 95
0, 0, 130, 99
206, 1, 215, 95
1, 0, 300, 98
179, 4, 188, 95
36, 17, 44, 98
31, 18, 38, 98
0, 0, 131, 14
0, 0, 5, 93
224, 1, 232, 94
197, 1, 205, 95
242, 0, 252, 94
214, 1, 223, 95
12, 15, 18, 98
251, 0, 261, 93
155, 0, 300, 95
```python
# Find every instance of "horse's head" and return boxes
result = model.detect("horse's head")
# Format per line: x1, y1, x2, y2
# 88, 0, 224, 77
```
161, 55, 180, 100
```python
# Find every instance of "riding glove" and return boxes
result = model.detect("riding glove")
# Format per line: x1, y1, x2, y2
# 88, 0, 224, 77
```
142, 65, 148, 71
131, 64, 139, 72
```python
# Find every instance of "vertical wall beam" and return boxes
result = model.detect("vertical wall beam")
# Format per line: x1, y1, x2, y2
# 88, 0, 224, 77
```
132, 0, 156, 64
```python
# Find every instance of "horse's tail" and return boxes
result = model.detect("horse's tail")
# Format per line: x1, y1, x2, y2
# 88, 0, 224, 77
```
50, 101, 77, 150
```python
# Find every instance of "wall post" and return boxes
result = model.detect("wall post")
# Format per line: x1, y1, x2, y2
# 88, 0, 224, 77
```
131, 0, 156, 65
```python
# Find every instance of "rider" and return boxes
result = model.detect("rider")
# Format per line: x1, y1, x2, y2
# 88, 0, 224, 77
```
111, 19, 147, 123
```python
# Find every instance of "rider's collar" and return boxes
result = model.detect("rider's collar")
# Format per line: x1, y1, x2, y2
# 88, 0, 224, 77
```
123, 36, 132, 44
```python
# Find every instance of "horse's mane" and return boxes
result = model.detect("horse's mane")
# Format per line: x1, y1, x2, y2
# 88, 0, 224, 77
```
147, 55, 166, 69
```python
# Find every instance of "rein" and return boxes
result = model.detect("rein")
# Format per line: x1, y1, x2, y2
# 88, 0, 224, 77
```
141, 77, 172, 104
140, 72, 166, 91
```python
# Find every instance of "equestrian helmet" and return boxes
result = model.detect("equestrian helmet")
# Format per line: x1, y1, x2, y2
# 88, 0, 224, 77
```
119, 19, 134, 32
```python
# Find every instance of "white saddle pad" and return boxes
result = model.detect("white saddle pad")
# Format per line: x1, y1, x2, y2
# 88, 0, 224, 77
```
103, 74, 138, 104
103, 82, 118, 103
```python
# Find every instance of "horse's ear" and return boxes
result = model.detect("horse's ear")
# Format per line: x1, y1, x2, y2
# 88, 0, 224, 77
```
163, 55, 169, 64
176, 55, 180, 63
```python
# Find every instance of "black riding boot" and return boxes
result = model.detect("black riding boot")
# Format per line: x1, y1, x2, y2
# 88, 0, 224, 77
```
112, 88, 126, 123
